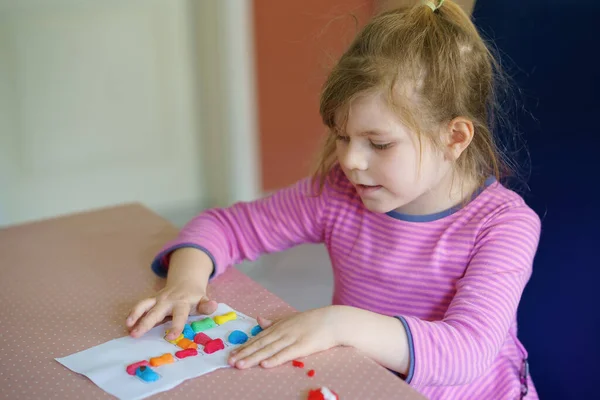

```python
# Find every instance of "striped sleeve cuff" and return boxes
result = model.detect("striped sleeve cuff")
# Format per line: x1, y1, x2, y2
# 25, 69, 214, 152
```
150, 243, 217, 279
395, 316, 415, 383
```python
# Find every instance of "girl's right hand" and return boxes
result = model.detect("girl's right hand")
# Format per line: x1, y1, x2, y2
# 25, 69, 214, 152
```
125, 248, 218, 340
126, 285, 218, 340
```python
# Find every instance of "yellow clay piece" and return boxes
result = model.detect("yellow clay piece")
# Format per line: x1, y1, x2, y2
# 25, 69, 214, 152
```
164, 332, 184, 344
213, 311, 237, 325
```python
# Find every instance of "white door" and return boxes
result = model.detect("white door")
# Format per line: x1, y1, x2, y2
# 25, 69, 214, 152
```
0, 0, 209, 226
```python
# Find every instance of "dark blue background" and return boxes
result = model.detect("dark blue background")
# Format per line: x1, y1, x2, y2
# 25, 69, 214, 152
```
472, 1, 599, 398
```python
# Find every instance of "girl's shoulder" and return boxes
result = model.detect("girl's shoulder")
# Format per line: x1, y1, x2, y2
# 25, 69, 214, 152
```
469, 179, 541, 230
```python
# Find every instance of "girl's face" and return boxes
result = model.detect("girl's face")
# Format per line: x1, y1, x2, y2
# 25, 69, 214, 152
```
335, 91, 457, 216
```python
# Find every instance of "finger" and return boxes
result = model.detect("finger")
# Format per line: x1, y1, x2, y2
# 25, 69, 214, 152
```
229, 331, 281, 365
130, 302, 171, 338
257, 315, 274, 329
260, 342, 307, 369
196, 297, 218, 315
126, 298, 157, 328
235, 337, 294, 369
167, 303, 191, 340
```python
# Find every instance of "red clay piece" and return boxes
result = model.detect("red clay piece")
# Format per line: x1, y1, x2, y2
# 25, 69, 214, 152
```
175, 348, 198, 359
292, 360, 305, 368
204, 338, 225, 354
194, 332, 212, 346
126, 360, 149, 375
307, 387, 339, 400
307, 369, 315, 377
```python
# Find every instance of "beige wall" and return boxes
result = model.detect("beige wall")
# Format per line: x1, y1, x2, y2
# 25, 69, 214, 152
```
0, 1, 206, 226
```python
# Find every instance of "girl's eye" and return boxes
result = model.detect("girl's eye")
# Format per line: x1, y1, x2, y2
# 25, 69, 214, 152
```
334, 134, 391, 150
370, 142, 392, 150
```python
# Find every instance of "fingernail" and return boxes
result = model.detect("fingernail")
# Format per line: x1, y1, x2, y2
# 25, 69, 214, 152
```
237, 361, 244, 368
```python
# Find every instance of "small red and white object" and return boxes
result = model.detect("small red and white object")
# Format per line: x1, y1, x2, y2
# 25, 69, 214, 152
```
307, 386, 339, 400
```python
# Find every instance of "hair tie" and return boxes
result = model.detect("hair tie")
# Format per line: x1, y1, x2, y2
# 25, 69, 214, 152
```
423, 0, 445, 12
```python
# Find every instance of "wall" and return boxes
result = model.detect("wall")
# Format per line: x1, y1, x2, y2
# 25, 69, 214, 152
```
0, 0, 259, 227
253, 0, 375, 191
0, 0, 205, 226
471, 1, 599, 397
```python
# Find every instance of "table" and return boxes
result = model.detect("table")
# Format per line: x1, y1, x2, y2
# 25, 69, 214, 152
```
0, 203, 425, 400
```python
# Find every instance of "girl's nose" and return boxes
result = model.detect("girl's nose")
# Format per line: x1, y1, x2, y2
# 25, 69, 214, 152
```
339, 143, 368, 171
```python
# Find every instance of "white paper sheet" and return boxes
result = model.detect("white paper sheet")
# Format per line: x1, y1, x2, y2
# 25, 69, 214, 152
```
55, 303, 258, 400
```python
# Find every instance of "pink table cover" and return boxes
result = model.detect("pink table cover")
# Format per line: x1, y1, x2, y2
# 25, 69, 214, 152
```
0, 204, 425, 400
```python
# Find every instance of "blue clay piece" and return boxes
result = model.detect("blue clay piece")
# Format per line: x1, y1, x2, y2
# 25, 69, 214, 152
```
183, 324, 195, 340
251, 325, 263, 336
136, 366, 160, 382
228, 330, 249, 344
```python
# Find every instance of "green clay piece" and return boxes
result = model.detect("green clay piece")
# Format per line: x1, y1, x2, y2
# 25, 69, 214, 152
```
191, 317, 216, 333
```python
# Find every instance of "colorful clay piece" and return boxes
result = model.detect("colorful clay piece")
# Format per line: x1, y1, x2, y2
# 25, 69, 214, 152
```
204, 338, 225, 354
126, 360, 150, 375
292, 360, 304, 368
250, 325, 263, 336
135, 366, 160, 382
191, 317, 217, 333
165, 332, 184, 345
182, 324, 195, 340
228, 330, 249, 345
175, 348, 198, 359
307, 369, 315, 377
194, 332, 212, 346
150, 353, 175, 367
176, 338, 198, 350
307, 387, 339, 400
213, 311, 237, 325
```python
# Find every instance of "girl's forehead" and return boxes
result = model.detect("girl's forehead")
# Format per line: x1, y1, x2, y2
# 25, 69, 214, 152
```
335, 92, 387, 124
343, 92, 409, 134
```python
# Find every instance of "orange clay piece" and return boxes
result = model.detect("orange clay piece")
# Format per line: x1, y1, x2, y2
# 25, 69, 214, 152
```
213, 311, 237, 325
176, 338, 198, 350
150, 353, 175, 367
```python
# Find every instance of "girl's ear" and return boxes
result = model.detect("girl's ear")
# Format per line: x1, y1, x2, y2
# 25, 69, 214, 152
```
444, 117, 474, 161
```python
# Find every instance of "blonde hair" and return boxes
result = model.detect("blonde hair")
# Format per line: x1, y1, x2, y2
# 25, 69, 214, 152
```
312, 0, 514, 193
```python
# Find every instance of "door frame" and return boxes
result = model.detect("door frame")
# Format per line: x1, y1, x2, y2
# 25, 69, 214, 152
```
194, 0, 261, 207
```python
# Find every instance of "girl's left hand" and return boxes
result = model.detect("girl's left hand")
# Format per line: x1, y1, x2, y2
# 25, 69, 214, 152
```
228, 306, 341, 369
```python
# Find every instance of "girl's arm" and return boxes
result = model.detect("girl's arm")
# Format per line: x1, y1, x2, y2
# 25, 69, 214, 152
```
151, 173, 337, 279
334, 305, 412, 375
128, 174, 336, 338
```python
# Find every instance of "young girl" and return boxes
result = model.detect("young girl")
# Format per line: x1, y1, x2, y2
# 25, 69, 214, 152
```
126, 1, 540, 398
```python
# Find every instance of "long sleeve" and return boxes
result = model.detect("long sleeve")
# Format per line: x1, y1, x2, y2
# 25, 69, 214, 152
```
151, 176, 330, 279
400, 204, 541, 387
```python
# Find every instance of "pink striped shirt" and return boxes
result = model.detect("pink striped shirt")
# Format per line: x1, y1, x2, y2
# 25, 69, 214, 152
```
152, 165, 541, 399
